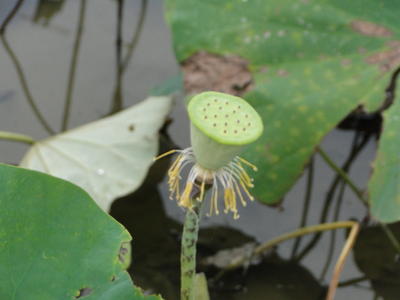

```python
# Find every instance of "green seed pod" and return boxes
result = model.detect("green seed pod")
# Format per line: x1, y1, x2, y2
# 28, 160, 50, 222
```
188, 91, 263, 170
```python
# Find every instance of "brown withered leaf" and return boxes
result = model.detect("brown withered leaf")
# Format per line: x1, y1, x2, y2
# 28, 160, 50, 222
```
350, 20, 393, 37
366, 40, 400, 72
181, 51, 253, 96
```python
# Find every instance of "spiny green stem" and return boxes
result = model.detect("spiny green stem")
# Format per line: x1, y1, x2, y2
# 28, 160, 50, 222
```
181, 200, 203, 300
316, 146, 366, 204
0, 131, 35, 145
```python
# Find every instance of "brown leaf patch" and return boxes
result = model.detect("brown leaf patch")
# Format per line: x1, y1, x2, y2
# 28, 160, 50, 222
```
350, 20, 393, 37
181, 51, 253, 96
277, 69, 289, 77
366, 41, 400, 72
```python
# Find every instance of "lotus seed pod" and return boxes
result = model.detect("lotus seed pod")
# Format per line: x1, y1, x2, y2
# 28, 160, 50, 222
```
188, 91, 263, 170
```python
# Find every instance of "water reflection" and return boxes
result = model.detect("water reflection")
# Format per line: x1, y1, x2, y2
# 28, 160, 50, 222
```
109, 0, 148, 114
0, 35, 55, 134
61, 0, 86, 131
0, 90, 15, 103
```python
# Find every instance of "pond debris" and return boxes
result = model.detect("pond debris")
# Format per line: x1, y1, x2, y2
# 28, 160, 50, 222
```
202, 242, 259, 269
350, 20, 393, 37
118, 242, 130, 264
128, 124, 135, 132
181, 51, 253, 96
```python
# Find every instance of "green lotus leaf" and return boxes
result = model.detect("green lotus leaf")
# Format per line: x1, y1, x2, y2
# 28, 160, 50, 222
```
0, 163, 162, 299
368, 85, 400, 223
166, 0, 398, 204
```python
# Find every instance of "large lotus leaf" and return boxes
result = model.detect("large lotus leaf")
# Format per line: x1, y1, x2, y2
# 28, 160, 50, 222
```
353, 223, 400, 299
369, 85, 400, 223
0, 163, 162, 300
165, 0, 399, 204
20, 96, 173, 211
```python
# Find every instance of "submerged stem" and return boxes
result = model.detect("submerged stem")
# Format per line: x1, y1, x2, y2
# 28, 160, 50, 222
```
0, 131, 35, 145
61, 0, 86, 131
316, 145, 400, 254
181, 199, 203, 300
221, 221, 357, 272
0, 0, 25, 35
326, 222, 360, 300
121, 0, 147, 73
291, 157, 314, 258
316, 146, 366, 205
1, 35, 55, 134
295, 134, 370, 261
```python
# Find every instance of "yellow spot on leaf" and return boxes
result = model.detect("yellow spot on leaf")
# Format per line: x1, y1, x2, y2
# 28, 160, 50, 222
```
298, 105, 308, 112
268, 173, 278, 180
290, 128, 300, 136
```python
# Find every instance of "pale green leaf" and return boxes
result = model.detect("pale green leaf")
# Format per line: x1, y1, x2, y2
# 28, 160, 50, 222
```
20, 96, 173, 211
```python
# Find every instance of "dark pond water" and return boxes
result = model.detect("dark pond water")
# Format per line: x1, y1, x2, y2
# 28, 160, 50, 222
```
1, 1, 399, 300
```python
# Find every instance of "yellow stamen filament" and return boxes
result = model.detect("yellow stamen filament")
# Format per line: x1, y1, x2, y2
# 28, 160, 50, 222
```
154, 149, 179, 161
224, 187, 239, 219
180, 182, 194, 209
167, 153, 186, 200
237, 156, 258, 171
168, 153, 184, 177
159, 148, 258, 219
232, 178, 247, 207
234, 163, 254, 188
224, 188, 233, 211
239, 178, 255, 201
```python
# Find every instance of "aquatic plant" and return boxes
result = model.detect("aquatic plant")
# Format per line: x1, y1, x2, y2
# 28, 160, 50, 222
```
156, 91, 263, 299
157, 91, 263, 219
